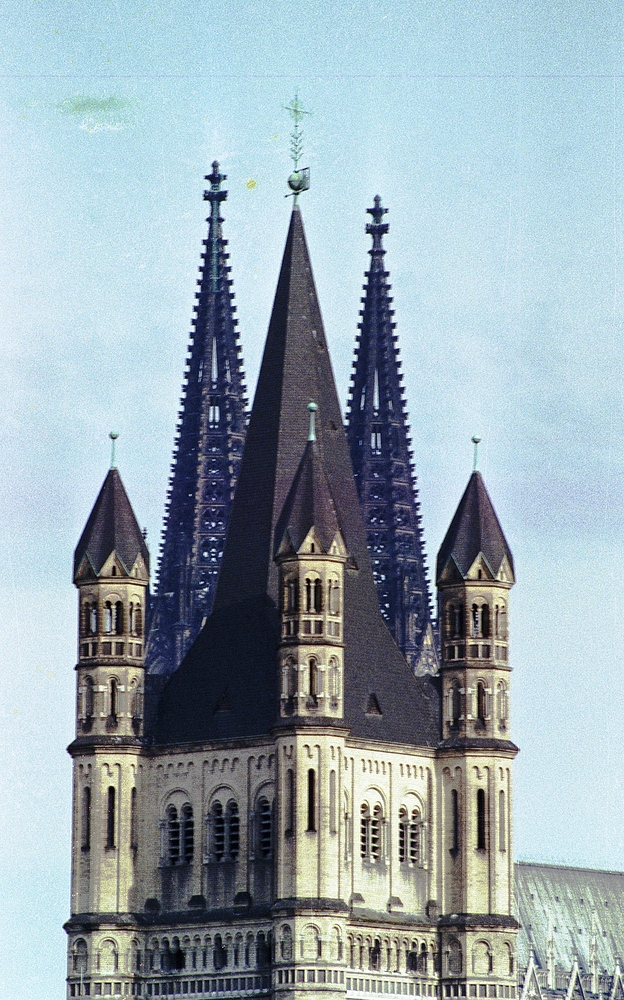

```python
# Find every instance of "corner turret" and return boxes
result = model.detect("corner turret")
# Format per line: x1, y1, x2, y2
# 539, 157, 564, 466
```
274, 403, 347, 720
73, 463, 149, 739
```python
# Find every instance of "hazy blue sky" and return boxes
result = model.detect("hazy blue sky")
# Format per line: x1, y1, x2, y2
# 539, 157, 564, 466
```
2, 0, 624, 993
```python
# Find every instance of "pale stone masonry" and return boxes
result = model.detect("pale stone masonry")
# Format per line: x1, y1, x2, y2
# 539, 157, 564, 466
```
65, 202, 518, 1000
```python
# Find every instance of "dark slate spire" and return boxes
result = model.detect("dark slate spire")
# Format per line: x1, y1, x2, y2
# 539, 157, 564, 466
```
436, 471, 515, 584
74, 467, 149, 580
151, 205, 439, 747
146, 162, 247, 676
346, 197, 437, 676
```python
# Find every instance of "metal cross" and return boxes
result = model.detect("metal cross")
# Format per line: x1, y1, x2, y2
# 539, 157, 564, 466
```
284, 92, 311, 170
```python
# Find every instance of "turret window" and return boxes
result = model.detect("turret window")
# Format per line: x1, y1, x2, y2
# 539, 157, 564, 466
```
476, 789, 487, 850
307, 769, 316, 831
451, 680, 461, 725
499, 790, 506, 851
109, 679, 118, 721
284, 579, 298, 613
106, 786, 116, 848
476, 682, 487, 725
84, 676, 94, 721
471, 603, 490, 639
446, 603, 465, 639
495, 604, 508, 640
114, 601, 124, 635
497, 681, 508, 728
451, 789, 459, 852
328, 579, 340, 614
104, 602, 113, 633
82, 787, 91, 850
308, 657, 319, 706
305, 577, 323, 613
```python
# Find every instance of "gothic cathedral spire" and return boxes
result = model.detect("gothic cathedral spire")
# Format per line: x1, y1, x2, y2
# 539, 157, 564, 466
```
146, 162, 248, 677
346, 197, 437, 675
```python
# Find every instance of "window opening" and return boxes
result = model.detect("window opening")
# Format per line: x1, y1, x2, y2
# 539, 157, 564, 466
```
477, 682, 486, 724
371, 805, 382, 860
115, 601, 124, 635
109, 679, 118, 720
212, 802, 224, 860
82, 786, 91, 849
168, 805, 180, 863
285, 769, 294, 834
130, 787, 137, 849
258, 798, 272, 857
451, 789, 459, 852
409, 809, 420, 864
499, 790, 506, 851
182, 804, 194, 863
307, 769, 316, 831
106, 786, 116, 848
228, 801, 239, 859
477, 789, 486, 850
398, 807, 407, 862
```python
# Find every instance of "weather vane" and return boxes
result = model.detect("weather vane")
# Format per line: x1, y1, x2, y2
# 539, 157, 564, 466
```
284, 91, 311, 200
471, 435, 481, 472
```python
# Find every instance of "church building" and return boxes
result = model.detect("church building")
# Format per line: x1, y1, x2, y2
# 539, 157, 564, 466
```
65, 168, 519, 1000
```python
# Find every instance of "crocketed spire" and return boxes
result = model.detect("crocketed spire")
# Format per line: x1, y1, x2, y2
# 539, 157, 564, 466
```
346, 197, 437, 675
146, 162, 247, 677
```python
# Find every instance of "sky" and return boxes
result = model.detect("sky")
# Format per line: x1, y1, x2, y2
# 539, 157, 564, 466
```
2, 0, 624, 994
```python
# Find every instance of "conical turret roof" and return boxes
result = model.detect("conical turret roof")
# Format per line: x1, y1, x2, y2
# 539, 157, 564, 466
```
74, 467, 149, 579
274, 438, 343, 555
152, 205, 439, 747
436, 471, 514, 583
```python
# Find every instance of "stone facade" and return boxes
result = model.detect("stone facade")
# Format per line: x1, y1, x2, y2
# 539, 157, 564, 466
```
65, 201, 518, 1000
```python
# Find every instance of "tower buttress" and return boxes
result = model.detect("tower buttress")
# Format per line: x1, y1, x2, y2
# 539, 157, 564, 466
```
146, 161, 247, 677
346, 197, 437, 676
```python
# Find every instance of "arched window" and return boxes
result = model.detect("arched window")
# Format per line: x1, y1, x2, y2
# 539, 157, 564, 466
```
451, 789, 459, 852
84, 677, 94, 720
89, 602, 97, 635
258, 798, 272, 858
114, 601, 124, 635
328, 580, 340, 614
109, 679, 118, 720
308, 658, 318, 704
285, 769, 294, 834
498, 790, 506, 851
305, 578, 313, 613
212, 802, 224, 860
495, 604, 507, 639
182, 804, 194, 863
135, 606, 143, 637
130, 787, 138, 849
73, 939, 88, 975
168, 805, 180, 863
314, 579, 322, 612
418, 943, 428, 974
477, 789, 486, 850
476, 682, 486, 724
213, 934, 227, 971
360, 804, 370, 858
284, 578, 298, 613
329, 770, 337, 833
285, 658, 297, 698
129, 603, 135, 634
280, 926, 293, 961
398, 807, 408, 862
100, 939, 118, 974
307, 769, 316, 832
227, 801, 239, 860
371, 805, 382, 860
451, 681, 461, 725
82, 787, 91, 850
104, 602, 113, 633
106, 787, 116, 848
497, 682, 508, 727
448, 939, 462, 975
370, 939, 381, 970
409, 809, 420, 865
481, 604, 490, 638
471, 604, 479, 637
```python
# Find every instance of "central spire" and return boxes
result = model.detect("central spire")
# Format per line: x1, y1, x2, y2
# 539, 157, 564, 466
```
153, 203, 439, 748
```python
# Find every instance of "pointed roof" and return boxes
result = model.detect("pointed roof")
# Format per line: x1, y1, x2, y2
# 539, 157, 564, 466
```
274, 439, 342, 555
152, 205, 440, 747
346, 197, 436, 674
74, 467, 149, 579
146, 162, 247, 676
436, 471, 514, 583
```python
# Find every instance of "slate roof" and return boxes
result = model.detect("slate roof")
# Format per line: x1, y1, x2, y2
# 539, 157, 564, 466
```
73, 468, 149, 579
274, 439, 342, 555
151, 205, 441, 747
515, 862, 624, 974
436, 471, 514, 583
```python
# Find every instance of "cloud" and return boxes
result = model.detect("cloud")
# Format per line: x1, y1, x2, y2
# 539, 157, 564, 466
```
56, 95, 134, 133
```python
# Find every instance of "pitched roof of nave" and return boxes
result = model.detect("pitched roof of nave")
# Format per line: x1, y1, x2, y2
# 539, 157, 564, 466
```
436, 470, 514, 583
150, 204, 440, 748
74, 467, 149, 579
515, 862, 624, 976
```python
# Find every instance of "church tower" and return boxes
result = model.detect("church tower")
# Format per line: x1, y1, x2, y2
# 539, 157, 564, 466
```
346, 198, 437, 676
146, 162, 247, 677
436, 469, 518, 995
67, 456, 149, 985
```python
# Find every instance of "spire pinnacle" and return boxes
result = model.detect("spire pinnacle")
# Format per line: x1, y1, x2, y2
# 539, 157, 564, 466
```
109, 431, 119, 468
284, 92, 311, 200
366, 195, 389, 251
203, 160, 227, 292
471, 435, 481, 472
307, 401, 318, 442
